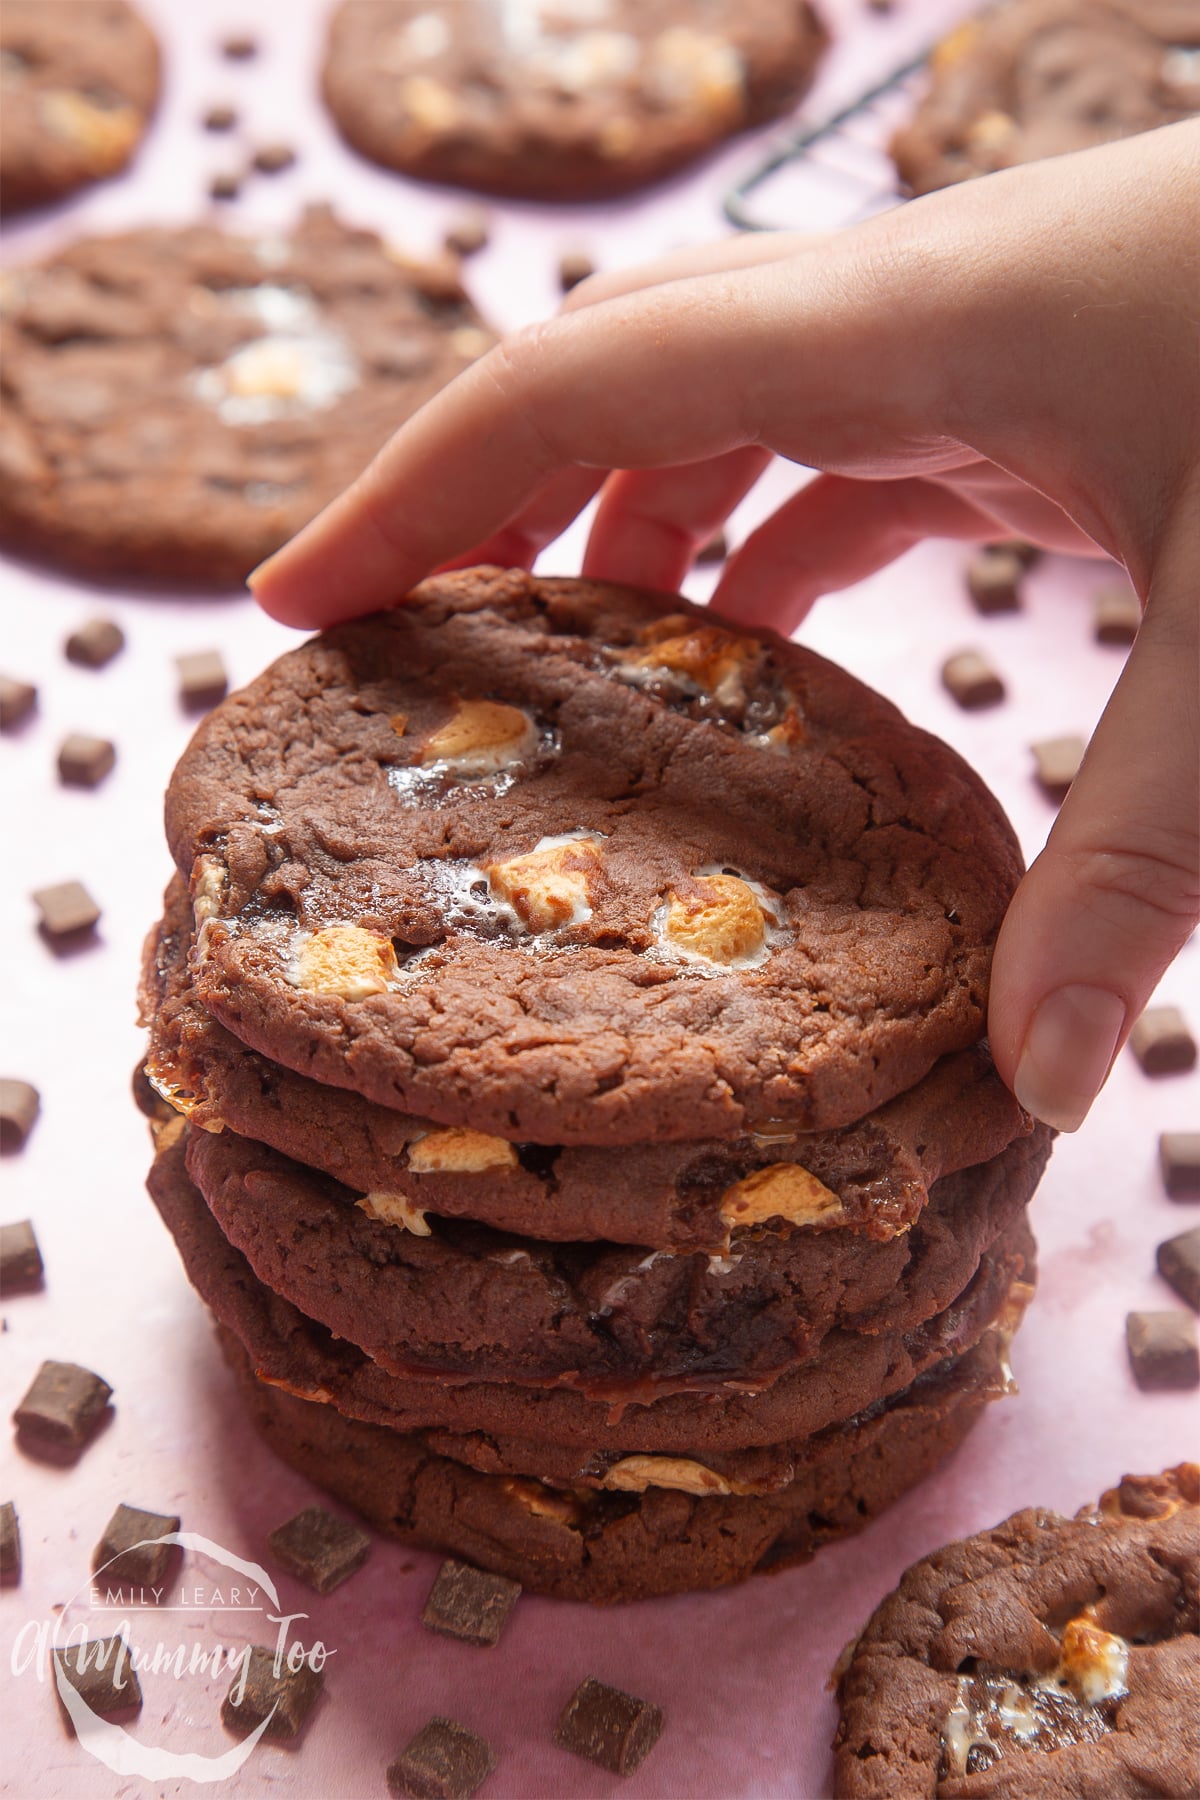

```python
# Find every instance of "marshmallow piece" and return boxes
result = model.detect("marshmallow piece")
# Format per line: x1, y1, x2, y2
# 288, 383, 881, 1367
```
719, 1163, 843, 1230
293, 925, 398, 999
407, 1128, 518, 1174
485, 836, 601, 932
662, 873, 768, 966
420, 698, 536, 774
357, 1191, 431, 1236
601, 1455, 734, 1497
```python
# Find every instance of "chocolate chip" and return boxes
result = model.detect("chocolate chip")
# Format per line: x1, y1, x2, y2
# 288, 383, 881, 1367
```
1157, 1226, 1200, 1313
176, 650, 228, 712
203, 103, 238, 131
1161, 1131, 1200, 1200
696, 529, 728, 566
221, 1646, 323, 1740
554, 1677, 664, 1776
443, 210, 490, 258
32, 880, 100, 943
94, 1503, 181, 1588
65, 617, 124, 668
1093, 581, 1141, 646
558, 250, 595, 293
209, 171, 241, 201
57, 733, 116, 789
54, 1637, 142, 1724
252, 142, 296, 175
0, 675, 37, 731
1126, 1309, 1199, 1389
268, 1506, 370, 1593
13, 1359, 113, 1452
388, 1718, 497, 1799
1130, 1006, 1197, 1076
421, 1559, 521, 1647
0, 1079, 40, 1151
941, 649, 1005, 710
1031, 734, 1085, 802
0, 1220, 43, 1294
966, 547, 1024, 614
1, 1501, 20, 1584
409, 251, 467, 306
220, 33, 257, 58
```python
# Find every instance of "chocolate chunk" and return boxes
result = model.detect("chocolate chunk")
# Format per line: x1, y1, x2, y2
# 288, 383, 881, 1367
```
65, 617, 124, 668
558, 250, 595, 293
57, 733, 116, 789
54, 1637, 142, 1725
1094, 581, 1141, 646
1130, 1006, 1197, 1076
554, 1677, 664, 1776
443, 211, 490, 258
203, 103, 238, 131
1161, 1132, 1200, 1200
221, 1645, 323, 1740
252, 142, 296, 175
176, 650, 228, 712
941, 649, 1005, 710
0, 1220, 43, 1294
1031, 734, 1085, 803
1157, 1227, 1200, 1313
407, 251, 466, 306
986, 537, 1040, 567
209, 171, 241, 201
696, 529, 728, 566
421, 1559, 521, 1647
220, 34, 257, 59
0, 1078, 40, 1151
0, 675, 37, 731
966, 547, 1024, 614
94, 1503, 181, 1588
388, 1718, 497, 1799
32, 880, 100, 943
268, 1505, 370, 1593
1126, 1310, 1199, 1390
1, 1501, 20, 1584
13, 1360, 112, 1451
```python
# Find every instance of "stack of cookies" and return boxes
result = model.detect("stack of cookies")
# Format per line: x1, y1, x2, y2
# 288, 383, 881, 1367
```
140, 568, 1051, 1601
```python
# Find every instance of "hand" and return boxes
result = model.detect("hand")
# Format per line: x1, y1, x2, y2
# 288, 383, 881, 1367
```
251, 122, 1200, 1135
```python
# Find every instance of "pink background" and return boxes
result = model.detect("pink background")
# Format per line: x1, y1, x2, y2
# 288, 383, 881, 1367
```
2, 2, 1196, 1795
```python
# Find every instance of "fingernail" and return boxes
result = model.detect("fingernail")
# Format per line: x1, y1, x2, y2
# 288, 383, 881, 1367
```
1014, 984, 1126, 1131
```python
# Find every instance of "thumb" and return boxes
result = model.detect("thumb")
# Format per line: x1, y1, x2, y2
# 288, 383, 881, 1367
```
987, 572, 1199, 1131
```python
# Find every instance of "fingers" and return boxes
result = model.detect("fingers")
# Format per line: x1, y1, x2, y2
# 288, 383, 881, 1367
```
434, 466, 608, 574
582, 447, 773, 591
561, 232, 819, 312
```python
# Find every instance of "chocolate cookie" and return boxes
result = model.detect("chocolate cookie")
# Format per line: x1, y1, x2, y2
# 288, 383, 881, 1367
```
223, 1323, 1010, 1603
0, 1, 160, 213
833, 1464, 1200, 1798
185, 1117, 1050, 1393
144, 878, 1031, 1251
0, 208, 494, 585
321, 0, 828, 202
166, 570, 1023, 1143
146, 1122, 1036, 1457
892, 0, 1200, 196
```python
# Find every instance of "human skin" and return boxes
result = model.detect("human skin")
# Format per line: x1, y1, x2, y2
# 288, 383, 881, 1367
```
250, 121, 1200, 1136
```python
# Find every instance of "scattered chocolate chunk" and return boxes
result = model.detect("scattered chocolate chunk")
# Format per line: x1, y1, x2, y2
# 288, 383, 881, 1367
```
554, 1677, 664, 1777
209, 171, 241, 201
0, 1221, 43, 1295
1130, 1006, 1197, 1076
1031, 733, 1085, 802
0, 1079, 40, 1152
65, 617, 124, 668
203, 103, 238, 131
94, 1503, 181, 1588
54, 1637, 142, 1725
1157, 1227, 1200, 1313
13, 1360, 112, 1452
57, 734, 116, 789
221, 1645, 323, 1740
1126, 1310, 1199, 1390
422, 1560, 521, 1648
1161, 1132, 1200, 1200
1, 1501, 20, 1584
866, 0, 894, 13
941, 649, 1005, 710
987, 537, 1040, 566
388, 1717, 497, 1799
407, 250, 466, 306
176, 650, 228, 712
966, 547, 1024, 614
558, 250, 595, 292
32, 880, 100, 944
696, 528, 728, 566
0, 675, 37, 731
443, 210, 490, 257
252, 142, 296, 175
1094, 581, 1141, 645
220, 33, 257, 59
268, 1506, 370, 1594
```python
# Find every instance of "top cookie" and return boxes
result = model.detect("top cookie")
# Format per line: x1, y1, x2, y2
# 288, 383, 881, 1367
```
165, 569, 1022, 1145
321, 0, 828, 201
0, 0, 160, 213
892, 0, 1200, 196
833, 1464, 1200, 1799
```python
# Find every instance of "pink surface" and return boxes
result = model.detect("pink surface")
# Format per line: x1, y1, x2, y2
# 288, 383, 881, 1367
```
1, 3, 1197, 1796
